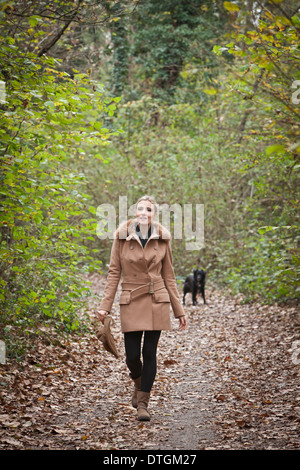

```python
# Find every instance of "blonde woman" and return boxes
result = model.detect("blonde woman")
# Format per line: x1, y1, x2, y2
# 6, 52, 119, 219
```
97, 195, 187, 421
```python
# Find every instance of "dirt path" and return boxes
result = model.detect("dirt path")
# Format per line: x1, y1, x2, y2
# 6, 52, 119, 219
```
0, 274, 299, 450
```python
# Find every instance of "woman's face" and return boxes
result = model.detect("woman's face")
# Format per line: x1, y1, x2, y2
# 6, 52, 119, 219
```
136, 200, 155, 226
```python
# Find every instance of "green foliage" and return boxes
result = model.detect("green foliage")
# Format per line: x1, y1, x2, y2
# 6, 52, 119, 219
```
0, 34, 118, 353
210, 0, 300, 302
108, 0, 228, 101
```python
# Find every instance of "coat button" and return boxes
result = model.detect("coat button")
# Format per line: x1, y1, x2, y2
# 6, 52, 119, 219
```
130, 246, 134, 250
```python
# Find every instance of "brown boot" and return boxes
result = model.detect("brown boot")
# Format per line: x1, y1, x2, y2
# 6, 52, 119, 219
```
131, 376, 141, 408
137, 391, 150, 421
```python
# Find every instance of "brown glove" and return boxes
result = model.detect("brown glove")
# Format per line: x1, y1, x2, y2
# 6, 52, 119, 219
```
95, 315, 119, 359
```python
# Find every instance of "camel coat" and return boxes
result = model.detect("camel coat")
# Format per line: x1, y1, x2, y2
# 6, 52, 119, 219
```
99, 218, 185, 333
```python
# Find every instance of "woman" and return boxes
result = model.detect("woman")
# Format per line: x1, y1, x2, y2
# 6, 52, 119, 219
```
97, 195, 187, 421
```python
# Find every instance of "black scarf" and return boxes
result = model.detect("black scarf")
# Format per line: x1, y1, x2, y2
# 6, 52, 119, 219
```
135, 222, 152, 248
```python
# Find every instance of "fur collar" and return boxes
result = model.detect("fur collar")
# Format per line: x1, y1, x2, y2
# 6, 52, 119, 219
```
115, 218, 171, 241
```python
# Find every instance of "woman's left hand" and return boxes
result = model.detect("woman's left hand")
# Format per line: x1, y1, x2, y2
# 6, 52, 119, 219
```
179, 315, 187, 330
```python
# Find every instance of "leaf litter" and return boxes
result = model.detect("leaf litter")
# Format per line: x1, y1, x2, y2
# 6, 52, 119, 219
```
0, 273, 299, 450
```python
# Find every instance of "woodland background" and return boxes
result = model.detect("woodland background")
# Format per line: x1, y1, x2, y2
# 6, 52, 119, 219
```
0, 0, 299, 358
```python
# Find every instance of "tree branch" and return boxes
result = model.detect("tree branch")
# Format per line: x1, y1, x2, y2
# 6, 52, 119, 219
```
238, 69, 264, 143
37, 0, 83, 57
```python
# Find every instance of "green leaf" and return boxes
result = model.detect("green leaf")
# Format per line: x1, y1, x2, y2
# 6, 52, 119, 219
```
203, 88, 217, 95
28, 16, 39, 27
223, 2, 240, 13
44, 101, 55, 108
265, 144, 286, 155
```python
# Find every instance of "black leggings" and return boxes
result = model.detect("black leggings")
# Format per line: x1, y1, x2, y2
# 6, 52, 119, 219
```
124, 330, 161, 393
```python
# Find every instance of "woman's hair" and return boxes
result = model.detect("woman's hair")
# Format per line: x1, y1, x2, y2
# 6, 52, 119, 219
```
136, 195, 158, 216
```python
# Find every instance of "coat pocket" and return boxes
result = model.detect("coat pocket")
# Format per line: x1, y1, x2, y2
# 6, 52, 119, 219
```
119, 291, 131, 304
153, 289, 170, 303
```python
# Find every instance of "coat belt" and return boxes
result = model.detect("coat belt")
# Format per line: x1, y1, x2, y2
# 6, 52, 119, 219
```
121, 279, 165, 300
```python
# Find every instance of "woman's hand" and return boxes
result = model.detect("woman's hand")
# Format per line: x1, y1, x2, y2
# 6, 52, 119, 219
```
97, 310, 109, 323
179, 315, 187, 330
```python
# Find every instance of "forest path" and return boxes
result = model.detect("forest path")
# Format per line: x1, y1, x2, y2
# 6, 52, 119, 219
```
0, 273, 299, 451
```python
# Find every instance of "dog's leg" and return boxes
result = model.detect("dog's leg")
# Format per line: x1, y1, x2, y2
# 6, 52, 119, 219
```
201, 284, 206, 304
192, 286, 197, 305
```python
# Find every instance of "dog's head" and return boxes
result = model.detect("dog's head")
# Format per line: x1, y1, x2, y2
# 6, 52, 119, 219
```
193, 269, 206, 285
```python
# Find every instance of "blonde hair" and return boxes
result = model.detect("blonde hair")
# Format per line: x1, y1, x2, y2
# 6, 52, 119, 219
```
136, 195, 158, 216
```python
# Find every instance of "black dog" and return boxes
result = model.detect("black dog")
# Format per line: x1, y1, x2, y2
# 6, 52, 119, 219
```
183, 269, 206, 305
